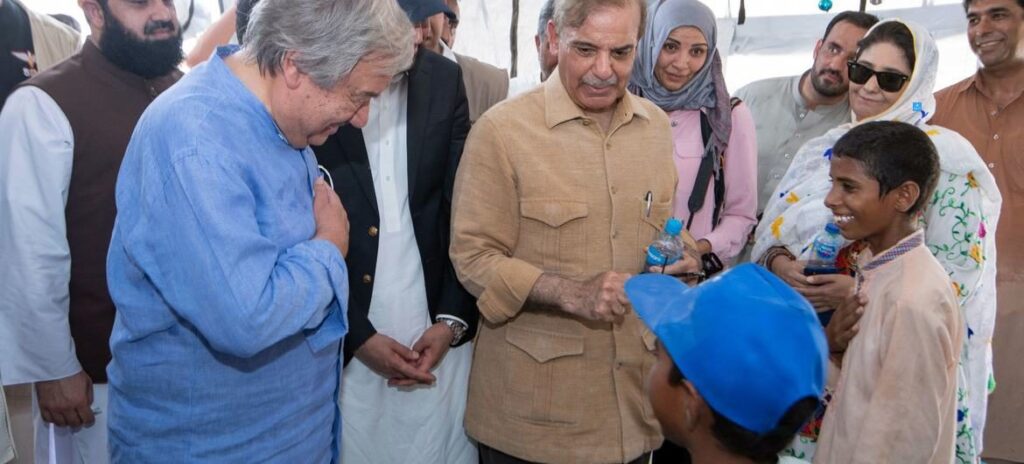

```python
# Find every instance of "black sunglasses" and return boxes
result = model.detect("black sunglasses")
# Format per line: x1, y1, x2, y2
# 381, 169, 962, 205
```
847, 61, 910, 93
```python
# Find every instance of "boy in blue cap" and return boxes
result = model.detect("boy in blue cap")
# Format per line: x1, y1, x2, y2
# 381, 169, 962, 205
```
813, 121, 961, 463
626, 264, 827, 464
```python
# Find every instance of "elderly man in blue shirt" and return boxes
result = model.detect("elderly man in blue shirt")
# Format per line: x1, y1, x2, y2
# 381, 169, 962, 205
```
104, 0, 415, 461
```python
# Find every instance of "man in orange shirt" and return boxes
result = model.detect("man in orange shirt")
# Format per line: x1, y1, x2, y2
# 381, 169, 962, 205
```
932, 0, 1024, 461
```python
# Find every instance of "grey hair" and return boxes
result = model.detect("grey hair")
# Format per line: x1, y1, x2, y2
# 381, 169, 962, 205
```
554, 0, 647, 39
537, 0, 556, 39
242, 0, 415, 89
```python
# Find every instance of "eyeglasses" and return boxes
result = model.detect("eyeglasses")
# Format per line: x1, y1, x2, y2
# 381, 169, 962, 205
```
847, 61, 910, 92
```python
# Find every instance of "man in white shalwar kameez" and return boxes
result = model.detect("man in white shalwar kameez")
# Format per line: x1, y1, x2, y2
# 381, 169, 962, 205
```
312, 1, 477, 462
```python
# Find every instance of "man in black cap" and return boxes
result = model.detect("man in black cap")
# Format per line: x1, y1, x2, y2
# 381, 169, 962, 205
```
312, 0, 477, 462
411, 0, 508, 123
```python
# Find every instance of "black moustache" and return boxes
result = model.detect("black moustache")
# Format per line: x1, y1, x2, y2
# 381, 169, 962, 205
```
144, 21, 176, 35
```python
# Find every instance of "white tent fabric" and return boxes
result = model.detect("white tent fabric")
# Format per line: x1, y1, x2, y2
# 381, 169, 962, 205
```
452, 0, 977, 92
27, 0, 977, 92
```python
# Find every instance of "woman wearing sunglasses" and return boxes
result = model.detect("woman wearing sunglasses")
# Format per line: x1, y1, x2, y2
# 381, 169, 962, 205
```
629, 0, 757, 277
752, 19, 1001, 463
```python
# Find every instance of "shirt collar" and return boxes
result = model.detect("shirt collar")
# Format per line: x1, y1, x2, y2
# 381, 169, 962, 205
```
859, 229, 926, 274
952, 72, 980, 95
792, 72, 808, 110
542, 69, 650, 129
440, 41, 458, 63
211, 45, 296, 149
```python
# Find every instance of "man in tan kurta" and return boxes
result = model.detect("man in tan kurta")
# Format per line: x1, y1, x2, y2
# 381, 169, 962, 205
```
449, 0, 693, 461
815, 231, 962, 464
931, 1, 1024, 460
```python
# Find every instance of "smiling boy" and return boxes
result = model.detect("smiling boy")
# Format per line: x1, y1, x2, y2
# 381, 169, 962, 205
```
814, 121, 962, 463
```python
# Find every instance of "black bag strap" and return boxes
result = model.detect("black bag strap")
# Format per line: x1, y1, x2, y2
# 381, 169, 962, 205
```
684, 113, 715, 230
684, 98, 742, 230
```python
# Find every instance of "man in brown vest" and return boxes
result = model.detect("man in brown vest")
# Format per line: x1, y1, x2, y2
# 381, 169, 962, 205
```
0, 0, 182, 461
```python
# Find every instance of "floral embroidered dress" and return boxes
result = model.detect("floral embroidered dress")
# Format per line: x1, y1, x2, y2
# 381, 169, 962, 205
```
752, 19, 1002, 464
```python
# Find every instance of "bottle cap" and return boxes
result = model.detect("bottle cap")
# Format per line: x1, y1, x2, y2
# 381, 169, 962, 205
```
665, 217, 683, 236
825, 223, 840, 234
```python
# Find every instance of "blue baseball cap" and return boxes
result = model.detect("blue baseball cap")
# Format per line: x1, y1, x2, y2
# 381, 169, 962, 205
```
397, 0, 454, 23
625, 264, 827, 435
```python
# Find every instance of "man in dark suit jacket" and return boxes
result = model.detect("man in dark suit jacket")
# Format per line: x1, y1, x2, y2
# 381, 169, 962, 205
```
314, 49, 475, 371
312, 1, 477, 458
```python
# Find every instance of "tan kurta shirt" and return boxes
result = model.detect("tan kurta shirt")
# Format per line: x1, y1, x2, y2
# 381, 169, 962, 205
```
26, 7, 80, 70
450, 75, 677, 463
815, 232, 962, 464
454, 52, 509, 124
933, 70, 1024, 461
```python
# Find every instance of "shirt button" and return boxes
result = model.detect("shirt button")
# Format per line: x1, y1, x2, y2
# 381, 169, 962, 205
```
362, 274, 373, 284
988, 162, 996, 168
784, 153, 791, 159
610, 186, 617, 194
671, 121, 678, 127
774, 174, 782, 179
582, 120, 592, 126
368, 226, 379, 237
993, 134, 1000, 140
799, 112, 807, 118
612, 230, 618, 238
606, 143, 612, 149
991, 110, 998, 116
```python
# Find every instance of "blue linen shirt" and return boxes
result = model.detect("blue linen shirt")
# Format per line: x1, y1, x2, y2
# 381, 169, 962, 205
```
106, 46, 348, 462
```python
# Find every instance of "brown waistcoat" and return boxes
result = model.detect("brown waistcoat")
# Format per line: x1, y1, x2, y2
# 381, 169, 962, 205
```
19, 39, 180, 383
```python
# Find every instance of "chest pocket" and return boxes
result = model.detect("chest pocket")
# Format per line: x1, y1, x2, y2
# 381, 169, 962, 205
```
520, 199, 589, 277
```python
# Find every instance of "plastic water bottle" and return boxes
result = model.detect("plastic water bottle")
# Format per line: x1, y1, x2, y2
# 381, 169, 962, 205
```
645, 218, 686, 272
804, 223, 843, 276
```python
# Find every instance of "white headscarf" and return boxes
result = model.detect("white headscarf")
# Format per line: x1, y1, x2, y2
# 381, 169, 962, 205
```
756, 24, 1002, 459
752, 18, 1001, 263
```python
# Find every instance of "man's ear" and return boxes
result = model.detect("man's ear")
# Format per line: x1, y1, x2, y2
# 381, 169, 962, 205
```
891, 180, 921, 213
812, 38, 824, 60
680, 379, 703, 431
81, 0, 105, 32
281, 51, 304, 90
546, 20, 559, 57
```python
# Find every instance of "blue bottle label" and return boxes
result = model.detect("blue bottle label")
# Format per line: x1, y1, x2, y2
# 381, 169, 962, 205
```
646, 245, 679, 266
814, 243, 838, 260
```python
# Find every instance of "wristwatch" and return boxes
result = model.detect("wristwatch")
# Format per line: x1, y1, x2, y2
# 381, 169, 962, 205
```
438, 317, 467, 346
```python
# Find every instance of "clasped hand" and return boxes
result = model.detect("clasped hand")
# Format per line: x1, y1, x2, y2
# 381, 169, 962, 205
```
354, 322, 455, 387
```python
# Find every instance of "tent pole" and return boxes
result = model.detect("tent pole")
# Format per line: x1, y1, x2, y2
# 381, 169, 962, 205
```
510, 0, 519, 78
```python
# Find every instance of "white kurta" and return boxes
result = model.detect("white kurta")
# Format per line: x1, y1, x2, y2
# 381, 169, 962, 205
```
0, 86, 110, 464
0, 86, 79, 386
338, 75, 475, 464
1, 371, 13, 463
